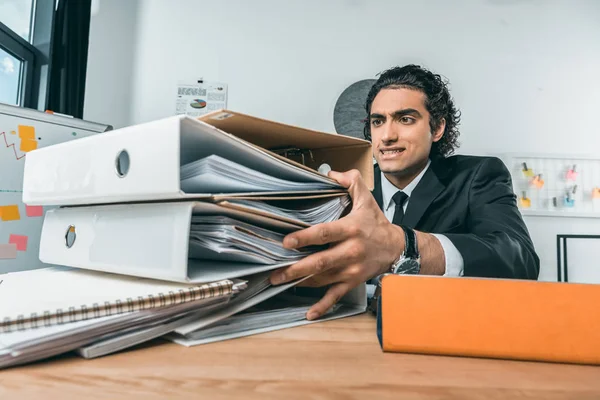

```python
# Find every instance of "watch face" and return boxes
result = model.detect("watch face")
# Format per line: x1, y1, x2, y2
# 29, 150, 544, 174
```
394, 259, 420, 275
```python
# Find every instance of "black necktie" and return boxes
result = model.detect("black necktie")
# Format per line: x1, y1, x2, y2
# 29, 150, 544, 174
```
391, 191, 408, 226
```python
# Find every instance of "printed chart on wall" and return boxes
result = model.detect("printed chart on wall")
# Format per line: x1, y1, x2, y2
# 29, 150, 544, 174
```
0, 105, 110, 273
175, 80, 228, 118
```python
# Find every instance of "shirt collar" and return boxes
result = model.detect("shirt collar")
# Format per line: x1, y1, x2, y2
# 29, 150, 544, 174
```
381, 159, 432, 212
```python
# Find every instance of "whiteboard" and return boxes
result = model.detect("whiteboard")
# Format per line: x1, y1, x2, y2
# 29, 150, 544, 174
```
498, 153, 600, 218
0, 103, 110, 273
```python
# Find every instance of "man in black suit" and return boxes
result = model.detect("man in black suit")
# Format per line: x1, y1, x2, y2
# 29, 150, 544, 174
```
270, 65, 540, 319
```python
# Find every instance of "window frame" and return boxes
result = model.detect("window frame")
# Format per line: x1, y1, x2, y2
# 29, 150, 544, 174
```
0, 0, 56, 110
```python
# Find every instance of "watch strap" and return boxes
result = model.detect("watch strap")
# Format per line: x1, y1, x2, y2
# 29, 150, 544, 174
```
368, 226, 420, 315
401, 225, 419, 260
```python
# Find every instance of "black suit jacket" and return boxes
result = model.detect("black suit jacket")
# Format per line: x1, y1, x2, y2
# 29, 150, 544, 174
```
372, 155, 540, 280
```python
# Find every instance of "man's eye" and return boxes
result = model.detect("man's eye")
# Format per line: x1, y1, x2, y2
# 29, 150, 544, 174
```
371, 119, 383, 127
400, 117, 414, 124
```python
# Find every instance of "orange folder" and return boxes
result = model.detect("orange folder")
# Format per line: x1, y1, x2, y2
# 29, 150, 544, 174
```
380, 274, 600, 365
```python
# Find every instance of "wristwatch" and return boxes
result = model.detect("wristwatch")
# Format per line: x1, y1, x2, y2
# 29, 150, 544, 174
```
368, 225, 420, 314
390, 225, 421, 275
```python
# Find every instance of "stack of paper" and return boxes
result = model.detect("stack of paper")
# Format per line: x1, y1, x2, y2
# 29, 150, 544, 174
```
185, 306, 314, 341
167, 271, 307, 346
166, 281, 365, 347
0, 267, 240, 332
14, 110, 369, 369
181, 303, 344, 343
220, 195, 351, 226
181, 155, 338, 193
0, 267, 243, 368
0, 293, 230, 369
189, 215, 323, 264
74, 271, 295, 359
76, 271, 277, 359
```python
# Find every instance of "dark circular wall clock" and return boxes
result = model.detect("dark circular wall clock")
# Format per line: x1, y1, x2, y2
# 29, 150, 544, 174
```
333, 79, 376, 139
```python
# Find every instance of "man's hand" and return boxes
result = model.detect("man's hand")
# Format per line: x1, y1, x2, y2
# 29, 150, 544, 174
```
269, 169, 406, 320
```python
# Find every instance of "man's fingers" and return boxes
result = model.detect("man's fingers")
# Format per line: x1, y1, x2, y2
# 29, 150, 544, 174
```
306, 282, 351, 320
329, 169, 375, 211
297, 267, 344, 287
328, 170, 355, 188
283, 219, 354, 249
281, 170, 379, 250
270, 243, 358, 285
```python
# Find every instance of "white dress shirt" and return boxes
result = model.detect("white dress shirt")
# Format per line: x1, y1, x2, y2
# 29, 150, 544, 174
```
380, 160, 464, 277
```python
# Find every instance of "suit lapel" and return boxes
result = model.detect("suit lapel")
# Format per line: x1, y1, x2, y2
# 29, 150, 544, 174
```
402, 163, 445, 228
372, 165, 384, 210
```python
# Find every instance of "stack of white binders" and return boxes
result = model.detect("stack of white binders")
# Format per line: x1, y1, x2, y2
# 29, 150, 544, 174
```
0, 109, 373, 368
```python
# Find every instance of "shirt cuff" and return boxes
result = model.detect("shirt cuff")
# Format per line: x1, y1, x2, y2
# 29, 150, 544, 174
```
431, 234, 464, 277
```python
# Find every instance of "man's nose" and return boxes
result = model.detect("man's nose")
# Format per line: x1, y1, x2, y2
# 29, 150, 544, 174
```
381, 121, 398, 143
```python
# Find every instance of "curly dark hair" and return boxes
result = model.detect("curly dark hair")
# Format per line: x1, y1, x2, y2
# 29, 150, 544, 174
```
363, 64, 461, 159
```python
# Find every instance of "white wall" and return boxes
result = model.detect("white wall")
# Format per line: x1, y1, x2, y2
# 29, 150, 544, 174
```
84, 0, 139, 129
85, 0, 600, 282
525, 215, 600, 282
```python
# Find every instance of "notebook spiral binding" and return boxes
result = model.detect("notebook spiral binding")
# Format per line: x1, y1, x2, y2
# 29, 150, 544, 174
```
0, 280, 233, 333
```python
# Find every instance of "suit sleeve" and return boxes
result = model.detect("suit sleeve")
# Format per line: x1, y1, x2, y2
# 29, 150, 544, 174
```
443, 157, 540, 279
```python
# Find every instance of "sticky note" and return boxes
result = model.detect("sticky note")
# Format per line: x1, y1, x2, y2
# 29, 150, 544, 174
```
592, 188, 600, 199
18, 125, 35, 140
522, 169, 534, 178
25, 205, 43, 217
9, 234, 28, 251
0, 205, 20, 221
566, 170, 578, 181
519, 197, 531, 208
0, 244, 17, 259
20, 138, 37, 152
564, 197, 575, 208
531, 175, 544, 189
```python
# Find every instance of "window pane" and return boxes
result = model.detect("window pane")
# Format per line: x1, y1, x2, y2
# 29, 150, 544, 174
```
0, 0, 34, 42
0, 47, 22, 106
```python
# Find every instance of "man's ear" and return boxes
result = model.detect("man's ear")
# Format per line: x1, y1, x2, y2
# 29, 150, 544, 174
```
432, 118, 446, 143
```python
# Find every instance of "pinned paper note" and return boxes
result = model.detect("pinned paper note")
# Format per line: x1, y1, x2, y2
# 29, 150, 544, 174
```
25, 205, 43, 217
0, 244, 17, 259
593, 188, 600, 199
521, 162, 534, 178
564, 196, 575, 207
566, 164, 578, 181
564, 187, 576, 207
18, 125, 35, 139
519, 192, 531, 208
566, 170, 578, 181
17, 125, 38, 152
531, 174, 544, 189
0, 205, 20, 221
20, 138, 37, 152
8, 234, 28, 251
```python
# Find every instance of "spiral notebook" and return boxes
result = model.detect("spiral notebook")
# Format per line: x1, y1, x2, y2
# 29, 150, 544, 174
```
0, 267, 237, 332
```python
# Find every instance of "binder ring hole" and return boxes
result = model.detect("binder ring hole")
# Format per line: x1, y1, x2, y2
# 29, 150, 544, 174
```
65, 225, 76, 248
115, 150, 130, 178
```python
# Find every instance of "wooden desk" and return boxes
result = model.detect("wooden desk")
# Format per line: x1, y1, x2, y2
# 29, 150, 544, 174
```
1, 314, 599, 399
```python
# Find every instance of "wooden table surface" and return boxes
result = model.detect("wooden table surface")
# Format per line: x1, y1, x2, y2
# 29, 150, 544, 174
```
1, 313, 599, 399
